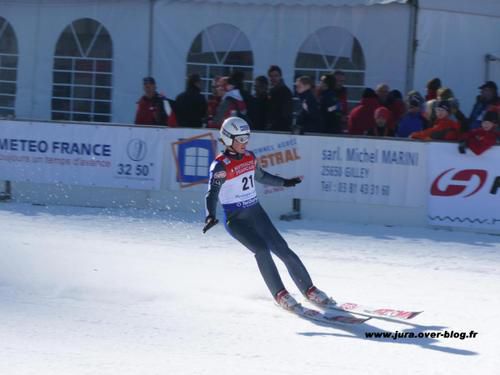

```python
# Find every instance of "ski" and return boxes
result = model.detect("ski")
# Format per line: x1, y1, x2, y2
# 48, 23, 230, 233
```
317, 301, 422, 320
286, 304, 371, 326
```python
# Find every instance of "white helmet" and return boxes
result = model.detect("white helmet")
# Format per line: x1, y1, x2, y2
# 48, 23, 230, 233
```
220, 117, 251, 146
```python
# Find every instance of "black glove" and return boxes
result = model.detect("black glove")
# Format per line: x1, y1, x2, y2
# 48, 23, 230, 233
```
202, 216, 219, 233
458, 141, 467, 154
283, 177, 302, 187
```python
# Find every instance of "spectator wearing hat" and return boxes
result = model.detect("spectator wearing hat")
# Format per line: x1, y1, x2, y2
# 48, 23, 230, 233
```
425, 87, 458, 126
468, 81, 500, 130
459, 111, 500, 155
396, 92, 429, 138
267, 65, 293, 132
373, 106, 392, 137
175, 73, 207, 128
410, 100, 461, 141
134, 77, 175, 126
347, 88, 380, 136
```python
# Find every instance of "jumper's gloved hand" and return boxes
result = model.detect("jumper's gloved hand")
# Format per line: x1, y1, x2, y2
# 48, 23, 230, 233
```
458, 141, 467, 154
203, 216, 219, 233
283, 177, 302, 187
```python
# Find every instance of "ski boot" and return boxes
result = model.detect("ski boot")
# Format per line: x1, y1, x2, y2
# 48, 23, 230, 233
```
305, 286, 336, 307
276, 289, 300, 311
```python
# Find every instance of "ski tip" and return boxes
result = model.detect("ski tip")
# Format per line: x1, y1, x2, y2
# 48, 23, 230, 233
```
405, 311, 424, 320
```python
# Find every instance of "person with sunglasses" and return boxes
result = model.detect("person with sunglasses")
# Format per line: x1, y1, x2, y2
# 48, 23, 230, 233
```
203, 116, 333, 311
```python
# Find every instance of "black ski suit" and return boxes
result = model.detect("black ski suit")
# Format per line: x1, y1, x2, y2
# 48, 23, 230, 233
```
205, 149, 313, 297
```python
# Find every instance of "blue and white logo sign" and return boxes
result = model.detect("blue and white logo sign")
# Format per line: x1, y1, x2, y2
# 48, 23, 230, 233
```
127, 139, 147, 161
172, 133, 217, 188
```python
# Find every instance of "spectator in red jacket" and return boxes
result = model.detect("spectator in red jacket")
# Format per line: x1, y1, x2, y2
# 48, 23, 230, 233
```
374, 106, 392, 137
410, 100, 461, 141
459, 110, 500, 155
134, 77, 174, 126
348, 88, 380, 135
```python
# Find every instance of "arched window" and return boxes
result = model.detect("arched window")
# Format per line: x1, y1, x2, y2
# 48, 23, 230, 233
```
295, 27, 365, 107
187, 24, 253, 97
0, 17, 18, 118
52, 18, 113, 122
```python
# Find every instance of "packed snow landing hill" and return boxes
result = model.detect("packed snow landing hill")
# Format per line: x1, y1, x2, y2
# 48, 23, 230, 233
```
1, 203, 499, 375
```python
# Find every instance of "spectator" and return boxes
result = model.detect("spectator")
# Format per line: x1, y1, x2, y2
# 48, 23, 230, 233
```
212, 76, 247, 128
294, 75, 321, 134
386, 89, 406, 136
174, 73, 207, 128
425, 77, 442, 101
396, 92, 429, 138
333, 70, 349, 118
247, 75, 269, 130
267, 65, 293, 132
459, 110, 500, 155
373, 106, 392, 137
468, 81, 500, 130
347, 88, 380, 136
375, 83, 390, 106
207, 76, 224, 128
425, 87, 454, 125
319, 73, 342, 134
134, 77, 174, 126
410, 100, 461, 141
230, 70, 252, 107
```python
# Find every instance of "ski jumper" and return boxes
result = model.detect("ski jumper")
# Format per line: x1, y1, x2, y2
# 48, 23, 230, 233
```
205, 149, 313, 297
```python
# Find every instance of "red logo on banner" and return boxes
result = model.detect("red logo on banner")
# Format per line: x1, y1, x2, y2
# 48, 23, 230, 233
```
431, 168, 488, 197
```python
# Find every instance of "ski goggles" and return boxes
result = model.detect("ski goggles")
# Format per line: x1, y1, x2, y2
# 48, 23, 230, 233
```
232, 134, 250, 144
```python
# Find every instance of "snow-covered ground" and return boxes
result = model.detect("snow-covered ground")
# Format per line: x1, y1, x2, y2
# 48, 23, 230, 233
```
1, 202, 499, 375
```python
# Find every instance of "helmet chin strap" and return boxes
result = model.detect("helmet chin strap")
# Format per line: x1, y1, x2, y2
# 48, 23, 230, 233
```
228, 145, 240, 153
226, 144, 244, 159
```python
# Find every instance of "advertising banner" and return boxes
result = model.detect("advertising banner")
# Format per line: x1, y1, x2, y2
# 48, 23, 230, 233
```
166, 130, 426, 208
428, 143, 500, 231
299, 136, 426, 207
0, 121, 164, 190
166, 128, 304, 198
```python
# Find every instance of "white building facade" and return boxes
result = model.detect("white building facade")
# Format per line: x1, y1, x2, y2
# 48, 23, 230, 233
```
0, 0, 499, 123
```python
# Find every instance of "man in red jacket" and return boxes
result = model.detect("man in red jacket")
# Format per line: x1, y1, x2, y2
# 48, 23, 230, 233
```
347, 88, 380, 135
134, 77, 174, 126
459, 110, 499, 155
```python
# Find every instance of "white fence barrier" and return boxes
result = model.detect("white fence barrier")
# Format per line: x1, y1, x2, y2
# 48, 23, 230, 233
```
1, 120, 498, 233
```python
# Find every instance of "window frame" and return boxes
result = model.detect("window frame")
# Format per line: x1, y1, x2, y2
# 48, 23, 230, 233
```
187, 23, 254, 98
0, 17, 18, 118
294, 26, 366, 107
51, 18, 113, 123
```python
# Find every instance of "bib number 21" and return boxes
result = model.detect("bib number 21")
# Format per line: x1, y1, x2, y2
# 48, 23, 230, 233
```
242, 176, 254, 190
